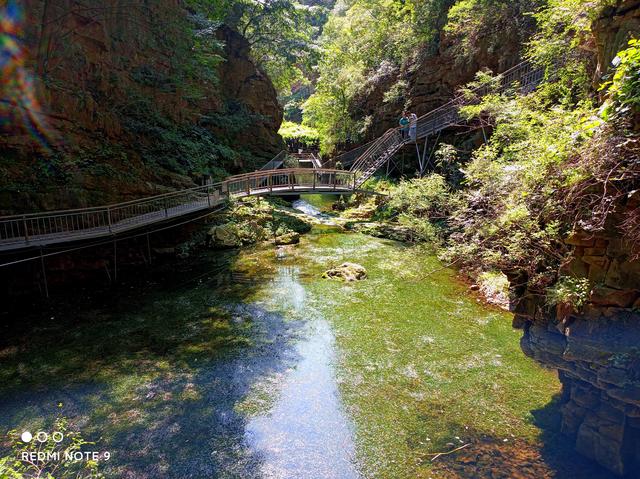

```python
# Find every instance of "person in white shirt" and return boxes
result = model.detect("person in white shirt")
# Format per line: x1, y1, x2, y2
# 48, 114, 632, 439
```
408, 112, 418, 142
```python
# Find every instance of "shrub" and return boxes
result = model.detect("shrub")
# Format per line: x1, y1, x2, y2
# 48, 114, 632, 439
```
600, 39, 640, 120
546, 276, 591, 310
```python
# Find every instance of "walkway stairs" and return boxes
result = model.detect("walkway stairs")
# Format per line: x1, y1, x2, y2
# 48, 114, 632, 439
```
337, 60, 546, 187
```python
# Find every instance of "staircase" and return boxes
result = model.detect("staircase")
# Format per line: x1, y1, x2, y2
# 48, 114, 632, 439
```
345, 60, 547, 187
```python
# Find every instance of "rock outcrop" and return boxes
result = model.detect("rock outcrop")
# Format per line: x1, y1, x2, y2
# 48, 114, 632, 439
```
323, 262, 367, 282
0, 1, 284, 213
514, 194, 640, 476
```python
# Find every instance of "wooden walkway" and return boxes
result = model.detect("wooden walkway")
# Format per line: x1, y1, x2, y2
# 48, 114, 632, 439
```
0, 169, 356, 252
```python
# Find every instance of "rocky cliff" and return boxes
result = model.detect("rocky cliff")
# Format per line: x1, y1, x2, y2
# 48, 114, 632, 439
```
515, 194, 640, 476
0, 0, 284, 213
349, 1, 536, 142
512, 5, 640, 475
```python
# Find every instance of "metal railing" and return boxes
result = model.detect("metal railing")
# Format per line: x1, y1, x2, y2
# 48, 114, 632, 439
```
347, 60, 548, 186
259, 150, 287, 171
0, 168, 356, 251
225, 168, 355, 196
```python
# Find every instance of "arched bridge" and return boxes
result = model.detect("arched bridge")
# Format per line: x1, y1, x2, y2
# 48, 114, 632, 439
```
0, 168, 357, 252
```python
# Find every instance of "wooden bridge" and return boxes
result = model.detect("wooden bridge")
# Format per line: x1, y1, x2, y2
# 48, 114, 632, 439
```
0, 60, 549, 254
0, 169, 356, 252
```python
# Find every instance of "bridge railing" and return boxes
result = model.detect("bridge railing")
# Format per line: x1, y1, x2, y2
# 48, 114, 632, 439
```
224, 168, 356, 196
0, 168, 357, 249
0, 183, 225, 246
347, 60, 547, 182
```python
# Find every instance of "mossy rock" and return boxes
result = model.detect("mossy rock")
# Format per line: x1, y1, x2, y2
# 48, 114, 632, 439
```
275, 232, 300, 245
207, 222, 268, 248
274, 212, 312, 234
323, 262, 367, 282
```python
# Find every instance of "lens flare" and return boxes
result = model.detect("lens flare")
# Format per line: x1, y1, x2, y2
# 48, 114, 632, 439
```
1, 0, 60, 153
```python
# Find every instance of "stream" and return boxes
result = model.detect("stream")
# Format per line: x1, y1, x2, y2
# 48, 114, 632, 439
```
0, 197, 612, 478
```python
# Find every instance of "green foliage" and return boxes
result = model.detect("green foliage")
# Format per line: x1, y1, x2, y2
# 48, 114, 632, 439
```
546, 276, 591, 309
1, 417, 102, 479
444, 79, 601, 285
527, 0, 616, 100
601, 39, 640, 120
383, 80, 409, 105
383, 175, 451, 220
220, 0, 319, 93
445, 0, 541, 63
279, 121, 320, 146
302, 0, 429, 152
370, 175, 452, 242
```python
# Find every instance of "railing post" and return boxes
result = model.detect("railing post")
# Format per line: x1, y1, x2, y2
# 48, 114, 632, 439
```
313, 171, 316, 190
353, 173, 357, 190
22, 215, 29, 244
246, 178, 251, 196
269, 174, 273, 193
164, 198, 168, 218
107, 208, 113, 233
207, 185, 211, 207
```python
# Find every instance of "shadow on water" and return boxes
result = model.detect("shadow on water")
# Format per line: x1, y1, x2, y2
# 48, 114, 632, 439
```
428, 394, 618, 478
529, 394, 618, 479
0, 248, 317, 478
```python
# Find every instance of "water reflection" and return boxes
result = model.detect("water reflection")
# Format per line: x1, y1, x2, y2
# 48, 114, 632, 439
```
245, 266, 359, 479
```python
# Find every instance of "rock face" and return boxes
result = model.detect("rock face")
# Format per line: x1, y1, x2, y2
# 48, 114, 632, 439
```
0, 1, 284, 213
515, 224, 640, 475
593, 0, 640, 80
216, 26, 284, 159
512, 5, 640, 475
323, 263, 367, 282
349, 2, 533, 143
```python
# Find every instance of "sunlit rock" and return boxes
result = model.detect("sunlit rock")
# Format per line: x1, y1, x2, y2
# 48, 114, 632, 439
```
323, 262, 367, 282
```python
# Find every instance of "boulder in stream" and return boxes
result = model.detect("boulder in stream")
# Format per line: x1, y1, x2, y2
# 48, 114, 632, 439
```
275, 232, 300, 245
323, 262, 367, 282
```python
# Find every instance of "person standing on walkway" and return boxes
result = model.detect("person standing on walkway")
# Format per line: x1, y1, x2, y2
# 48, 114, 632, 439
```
399, 112, 410, 140
408, 111, 418, 142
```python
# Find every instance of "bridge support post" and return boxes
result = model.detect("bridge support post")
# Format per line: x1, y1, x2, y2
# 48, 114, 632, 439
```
22, 215, 29, 245
313, 172, 316, 190
107, 208, 113, 233
146, 233, 152, 265
207, 186, 211, 208
39, 246, 49, 299
113, 239, 118, 283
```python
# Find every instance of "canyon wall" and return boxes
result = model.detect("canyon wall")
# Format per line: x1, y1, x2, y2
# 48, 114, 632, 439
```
349, 2, 535, 142
0, 0, 284, 213
511, 5, 640, 475
514, 192, 640, 476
